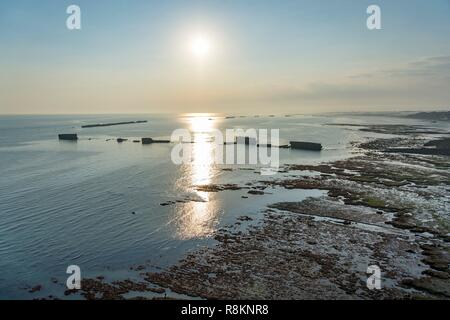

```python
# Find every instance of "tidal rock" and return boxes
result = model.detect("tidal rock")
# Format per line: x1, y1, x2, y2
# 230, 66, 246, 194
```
58, 134, 78, 141
290, 141, 323, 151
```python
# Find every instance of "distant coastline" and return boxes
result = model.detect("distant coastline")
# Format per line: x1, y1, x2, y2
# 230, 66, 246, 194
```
404, 111, 450, 121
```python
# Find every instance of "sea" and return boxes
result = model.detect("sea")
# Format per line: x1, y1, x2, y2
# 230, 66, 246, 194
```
0, 113, 447, 299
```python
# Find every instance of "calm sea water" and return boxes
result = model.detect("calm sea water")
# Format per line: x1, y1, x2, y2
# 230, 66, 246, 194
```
0, 113, 442, 299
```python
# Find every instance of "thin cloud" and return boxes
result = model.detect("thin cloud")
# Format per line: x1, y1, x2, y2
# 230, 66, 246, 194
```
350, 56, 450, 80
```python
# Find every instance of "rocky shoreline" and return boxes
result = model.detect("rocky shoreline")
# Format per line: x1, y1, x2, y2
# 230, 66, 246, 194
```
142, 144, 449, 299
53, 125, 450, 300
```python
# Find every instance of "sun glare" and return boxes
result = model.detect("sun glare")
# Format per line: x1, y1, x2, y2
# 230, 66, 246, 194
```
189, 115, 214, 133
189, 34, 212, 59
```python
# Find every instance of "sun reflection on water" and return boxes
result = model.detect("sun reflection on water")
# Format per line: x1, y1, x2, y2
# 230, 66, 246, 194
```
174, 115, 221, 239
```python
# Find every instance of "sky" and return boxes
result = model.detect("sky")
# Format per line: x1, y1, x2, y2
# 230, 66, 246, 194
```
1, 0, 450, 115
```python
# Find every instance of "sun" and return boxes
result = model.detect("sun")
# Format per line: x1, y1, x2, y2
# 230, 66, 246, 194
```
189, 34, 212, 59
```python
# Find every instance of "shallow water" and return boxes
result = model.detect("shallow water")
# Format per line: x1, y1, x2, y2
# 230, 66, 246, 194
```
0, 113, 444, 299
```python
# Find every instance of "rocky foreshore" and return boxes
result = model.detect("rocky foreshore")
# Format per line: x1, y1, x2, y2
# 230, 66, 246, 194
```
55, 125, 450, 300
142, 145, 449, 300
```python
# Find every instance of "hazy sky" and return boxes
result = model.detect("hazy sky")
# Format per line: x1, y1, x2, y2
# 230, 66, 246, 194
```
1, 0, 450, 114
